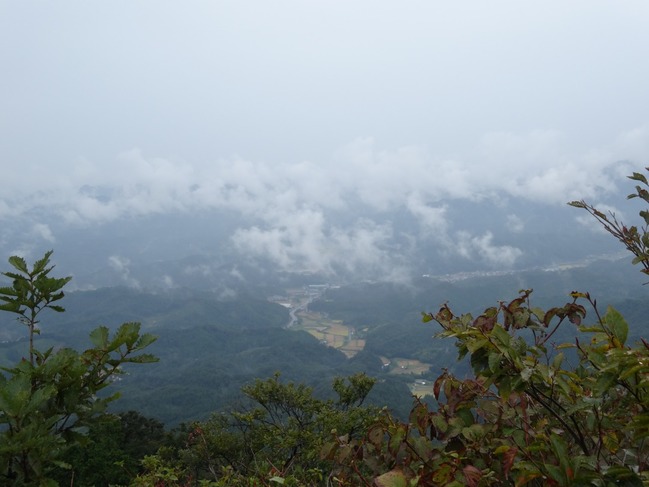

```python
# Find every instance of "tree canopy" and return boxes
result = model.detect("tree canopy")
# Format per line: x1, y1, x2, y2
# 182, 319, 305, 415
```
0, 252, 158, 485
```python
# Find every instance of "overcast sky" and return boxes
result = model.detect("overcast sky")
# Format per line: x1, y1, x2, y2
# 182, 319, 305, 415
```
1, 1, 649, 275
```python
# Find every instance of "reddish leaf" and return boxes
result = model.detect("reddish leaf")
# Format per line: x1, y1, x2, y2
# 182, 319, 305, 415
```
409, 402, 430, 436
433, 372, 446, 400
435, 304, 454, 323
515, 472, 544, 486
473, 314, 496, 332
502, 446, 518, 479
463, 465, 483, 487
367, 424, 384, 450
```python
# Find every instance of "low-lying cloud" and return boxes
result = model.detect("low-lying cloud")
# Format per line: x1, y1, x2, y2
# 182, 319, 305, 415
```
455, 231, 524, 268
1, 127, 645, 275
108, 255, 141, 289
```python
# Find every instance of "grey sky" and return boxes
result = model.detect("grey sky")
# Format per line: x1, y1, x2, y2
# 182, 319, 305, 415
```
1, 1, 648, 275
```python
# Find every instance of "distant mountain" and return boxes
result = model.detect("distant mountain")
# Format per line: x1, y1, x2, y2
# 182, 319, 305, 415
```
0, 195, 626, 291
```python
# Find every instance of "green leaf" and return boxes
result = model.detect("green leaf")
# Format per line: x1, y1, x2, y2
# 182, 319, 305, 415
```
0, 286, 20, 297
51, 460, 71, 470
640, 210, 649, 226
135, 333, 158, 350
465, 338, 489, 354
552, 352, 564, 369
603, 466, 643, 485
498, 376, 513, 399
520, 367, 533, 382
593, 209, 607, 219
488, 352, 502, 373
124, 353, 159, 364
89, 326, 110, 348
567, 201, 586, 208
32, 250, 54, 274
109, 322, 142, 351
594, 372, 618, 396
619, 363, 646, 380
491, 325, 510, 347
604, 306, 628, 346
2, 271, 26, 281
629, 172, 648, 184
0, 302, 22, 313
320, 440, 338, 460
374, 468, 408, 487
457, 408, 475, 426
7, 255, 28, 274
461, 424, 484, 442
545, 464, 566, 485
388, 425, 406, 455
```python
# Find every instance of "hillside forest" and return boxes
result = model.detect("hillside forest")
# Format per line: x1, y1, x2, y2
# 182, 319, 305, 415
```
3, 168, 649, 485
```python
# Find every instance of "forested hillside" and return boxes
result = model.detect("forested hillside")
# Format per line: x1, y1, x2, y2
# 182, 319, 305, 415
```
2, 256, 646, 430
0, 286, 416, 426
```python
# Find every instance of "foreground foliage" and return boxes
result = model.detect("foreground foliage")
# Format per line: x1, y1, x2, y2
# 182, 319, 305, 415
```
319, 168, 649, 486
51, 410, 166, 486
0, 251, 158, 486
324, 290, 648, 485
133, 373, 379, 486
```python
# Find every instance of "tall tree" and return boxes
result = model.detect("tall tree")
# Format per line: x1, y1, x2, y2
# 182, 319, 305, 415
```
133, 373, 378, 486
0, 251, 158, 486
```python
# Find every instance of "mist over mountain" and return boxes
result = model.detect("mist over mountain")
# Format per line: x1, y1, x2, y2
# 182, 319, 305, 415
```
0, 153, 639, 292
2, 2, 649, 292
0, 192, 629, 293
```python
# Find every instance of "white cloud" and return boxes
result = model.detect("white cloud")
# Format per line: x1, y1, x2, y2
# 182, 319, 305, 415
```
108, 255, 140, 289
1, 126, 645, 226
473, 130, 633, 204
232, 212, 404, 278
0, 126, 646, 273
31, 223, 55, 243
229, 267, 245, 282
506, 215, 525, 234
231, 208, 331, 273
455, 231, 523, 268
405, 195, 450, 243
183, 264, 213, 277
613, 125, 649, 163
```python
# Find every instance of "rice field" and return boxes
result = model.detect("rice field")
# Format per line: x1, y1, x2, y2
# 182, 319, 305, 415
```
295, 309, 364, 357
409, 381, 436, 398
340, 339, 366, 358
292, 306, 434, 379
388, 358, 432, 375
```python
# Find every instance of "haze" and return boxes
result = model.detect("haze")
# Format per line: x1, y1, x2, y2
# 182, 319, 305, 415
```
1, 1, 649, 286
